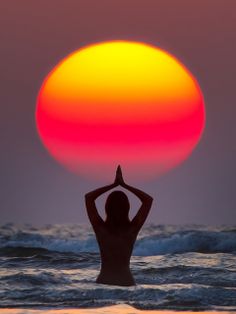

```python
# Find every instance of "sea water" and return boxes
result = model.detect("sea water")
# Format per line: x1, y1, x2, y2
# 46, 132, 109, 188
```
0, 224, 236, 311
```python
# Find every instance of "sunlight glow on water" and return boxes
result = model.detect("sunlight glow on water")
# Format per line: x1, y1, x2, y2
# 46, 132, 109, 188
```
0, 306, 233, 314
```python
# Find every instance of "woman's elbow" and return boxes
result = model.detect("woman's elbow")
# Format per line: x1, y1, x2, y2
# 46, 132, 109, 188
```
147, 196, 153, 207
85, 192, 94, 200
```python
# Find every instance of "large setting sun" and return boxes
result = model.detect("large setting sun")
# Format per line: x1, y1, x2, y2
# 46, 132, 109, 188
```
36, 40, 205, 180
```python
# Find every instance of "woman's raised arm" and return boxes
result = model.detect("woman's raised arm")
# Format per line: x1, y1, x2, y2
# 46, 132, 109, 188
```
85, 182, 118, 229
116, 166, 153, 233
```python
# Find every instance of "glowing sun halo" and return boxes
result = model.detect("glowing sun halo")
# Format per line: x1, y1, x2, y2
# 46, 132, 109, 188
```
36, 41, 205, 180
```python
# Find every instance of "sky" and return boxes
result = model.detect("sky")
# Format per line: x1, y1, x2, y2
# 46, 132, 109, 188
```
0, 0, 236, 226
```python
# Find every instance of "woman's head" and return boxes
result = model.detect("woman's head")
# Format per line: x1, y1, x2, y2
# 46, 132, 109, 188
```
105, 190, 130, 226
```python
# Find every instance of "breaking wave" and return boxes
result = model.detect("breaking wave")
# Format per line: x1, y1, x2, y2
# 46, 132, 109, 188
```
0, 224, 235, 256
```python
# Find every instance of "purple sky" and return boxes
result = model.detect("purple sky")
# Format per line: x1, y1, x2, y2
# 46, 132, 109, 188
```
1, 0, 236, 225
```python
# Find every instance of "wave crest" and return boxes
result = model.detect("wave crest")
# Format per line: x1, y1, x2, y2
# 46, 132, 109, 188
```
0, 224, 235, 256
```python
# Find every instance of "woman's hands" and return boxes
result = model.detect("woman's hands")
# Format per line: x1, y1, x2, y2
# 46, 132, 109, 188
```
113, 165, 153, 233
114, 165, 125, 186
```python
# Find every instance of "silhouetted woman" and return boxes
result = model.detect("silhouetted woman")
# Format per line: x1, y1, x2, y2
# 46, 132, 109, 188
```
85, 166, 153, 286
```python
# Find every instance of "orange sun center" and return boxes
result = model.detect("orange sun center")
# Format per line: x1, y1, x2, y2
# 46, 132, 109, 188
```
36, 41, 205, 180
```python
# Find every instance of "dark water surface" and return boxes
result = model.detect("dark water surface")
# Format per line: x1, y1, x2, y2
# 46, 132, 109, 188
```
0, 224, 236, 311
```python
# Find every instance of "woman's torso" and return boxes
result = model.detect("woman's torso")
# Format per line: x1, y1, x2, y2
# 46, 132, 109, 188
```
94, 223, 137, 285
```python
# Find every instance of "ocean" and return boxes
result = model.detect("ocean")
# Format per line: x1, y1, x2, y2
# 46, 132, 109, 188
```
0, 224, 236, 311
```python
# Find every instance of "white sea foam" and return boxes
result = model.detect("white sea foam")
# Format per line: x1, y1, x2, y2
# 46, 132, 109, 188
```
0, 224, 236, 310
0, 224, 235, 255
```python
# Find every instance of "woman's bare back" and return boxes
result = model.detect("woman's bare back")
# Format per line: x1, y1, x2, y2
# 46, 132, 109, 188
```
85, 166, 153, 286
95, 223, 137, 285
